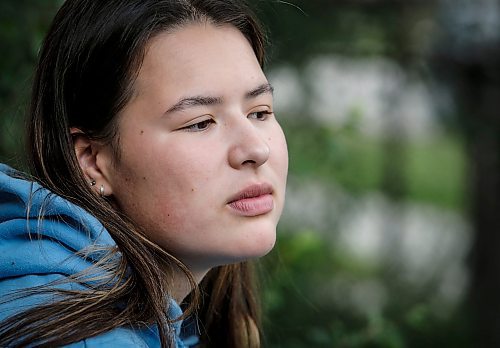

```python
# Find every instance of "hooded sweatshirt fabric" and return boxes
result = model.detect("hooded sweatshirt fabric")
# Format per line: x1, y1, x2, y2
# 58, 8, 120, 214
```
0, 164, 198, 347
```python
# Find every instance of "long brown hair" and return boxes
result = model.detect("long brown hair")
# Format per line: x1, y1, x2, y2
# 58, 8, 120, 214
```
0, 0, 266, 346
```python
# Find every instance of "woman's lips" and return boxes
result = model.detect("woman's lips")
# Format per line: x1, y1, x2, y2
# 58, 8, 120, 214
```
227, 184, 274, 217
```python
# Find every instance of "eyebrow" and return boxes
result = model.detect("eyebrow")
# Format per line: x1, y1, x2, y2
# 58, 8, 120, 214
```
165, 83, 274, 114
245, 83, 274, 99
166, 96, 222, 113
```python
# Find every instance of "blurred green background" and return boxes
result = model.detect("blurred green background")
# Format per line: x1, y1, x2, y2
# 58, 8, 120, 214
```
2, 1, 500, 347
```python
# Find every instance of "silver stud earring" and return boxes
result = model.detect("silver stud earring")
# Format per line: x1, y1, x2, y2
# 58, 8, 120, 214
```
90, 179, 96, 186
100, 185, 105, 197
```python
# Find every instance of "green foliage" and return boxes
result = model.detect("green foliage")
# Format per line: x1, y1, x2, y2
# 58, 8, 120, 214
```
262, 232, 472, 348
403, 136, 466, 210
283, 118, 384, 194
283, 118, 465, 210
253, 1, 434, 67
0, 0, 61, 167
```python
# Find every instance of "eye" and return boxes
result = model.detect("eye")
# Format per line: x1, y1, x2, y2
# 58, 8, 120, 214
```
248, 110, 273, 121
181, 119, 215, 132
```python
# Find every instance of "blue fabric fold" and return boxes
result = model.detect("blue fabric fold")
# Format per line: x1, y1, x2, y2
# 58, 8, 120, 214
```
0, 164, 199, 347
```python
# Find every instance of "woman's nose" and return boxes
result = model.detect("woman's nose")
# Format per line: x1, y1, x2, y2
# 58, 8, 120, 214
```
228, 121, 270, 169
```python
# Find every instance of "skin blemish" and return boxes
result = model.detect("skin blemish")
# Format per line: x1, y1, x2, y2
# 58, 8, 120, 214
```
140, 130, 144, 135
143, 176, 146, 180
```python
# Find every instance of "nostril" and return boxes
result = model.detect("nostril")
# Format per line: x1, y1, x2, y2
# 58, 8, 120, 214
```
228, 132, 270, 169
242, 159, 256, 165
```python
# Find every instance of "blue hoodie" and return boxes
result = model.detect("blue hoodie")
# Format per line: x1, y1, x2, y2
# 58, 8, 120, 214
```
0, 164, 199, 347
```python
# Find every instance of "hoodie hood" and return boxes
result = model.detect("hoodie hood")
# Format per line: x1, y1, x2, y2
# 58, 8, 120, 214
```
0, 164, 198, 347
0, 163, 116, 281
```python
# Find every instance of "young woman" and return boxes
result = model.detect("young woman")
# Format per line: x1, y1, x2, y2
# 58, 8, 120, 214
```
0, 0, 288, 347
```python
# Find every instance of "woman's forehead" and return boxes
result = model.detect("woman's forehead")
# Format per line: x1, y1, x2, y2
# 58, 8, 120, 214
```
132, 22, 266, 102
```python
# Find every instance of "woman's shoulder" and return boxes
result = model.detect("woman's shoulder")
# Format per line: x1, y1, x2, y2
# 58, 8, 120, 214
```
63, 324, 196, 348
64, 327, 155, 348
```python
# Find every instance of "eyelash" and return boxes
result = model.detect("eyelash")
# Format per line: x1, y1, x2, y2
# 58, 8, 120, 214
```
248, 110, 273, 121
182, 119, 215, 132
180, 110, 273, 132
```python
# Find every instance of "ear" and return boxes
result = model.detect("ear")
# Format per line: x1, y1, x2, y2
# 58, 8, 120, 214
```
70, 127, 114, 197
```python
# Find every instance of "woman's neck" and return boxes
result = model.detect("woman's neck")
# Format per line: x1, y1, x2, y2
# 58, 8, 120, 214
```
171, 267, 208, 304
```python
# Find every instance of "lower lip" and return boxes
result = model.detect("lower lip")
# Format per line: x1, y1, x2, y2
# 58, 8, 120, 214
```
228, 194, 274, 217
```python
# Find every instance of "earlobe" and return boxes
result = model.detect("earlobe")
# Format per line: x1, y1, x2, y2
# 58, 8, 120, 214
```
70, 127, 114, 197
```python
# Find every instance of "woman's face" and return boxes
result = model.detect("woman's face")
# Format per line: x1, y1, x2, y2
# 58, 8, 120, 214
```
98, 23, 288, 276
